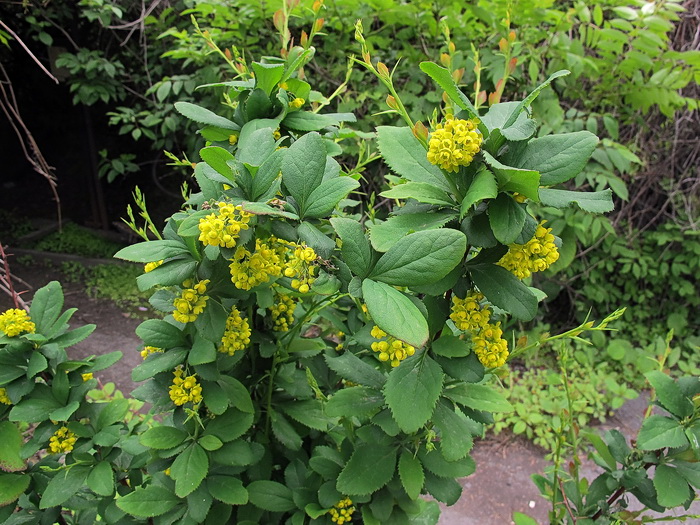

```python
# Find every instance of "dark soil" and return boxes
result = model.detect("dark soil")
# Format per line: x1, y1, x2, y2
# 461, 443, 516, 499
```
2, 254, 698, 524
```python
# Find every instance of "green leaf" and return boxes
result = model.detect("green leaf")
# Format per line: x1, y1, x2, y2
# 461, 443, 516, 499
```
481, 102, 537, 141
398, 451, 424, 500
482, 151, 540, 201
376, 126, 451, 192
252, 61, 284, 95
384, 354, 444, 433
369, 229, 466, 286
136, 259, 197, 291
131, 348, 188, 383
369, 211, 457, 252
204, 407, 254, 442
506, 131, 599, 186
654, 464, 692, 508
645, 371, 694, 419
247, 480, 296, 512
9, 396, 62, 423
539, 189, 614, 213
200, 146, 234, 180
304, 177, 360, 218
252, 148, 284, 201
325, 386, 384, 419
189, 335, 217, 365
419, 62, 486, 136
424, 472, 462, 505
140, 426, 189, 450
136, 319, 186, 347
381, 183, 455, 206
218, 376, 254, 413
49, 401, 80, 422
207, 476, 248, 505
296, 222, 334, 260
637, 415, 689, 450
443, 383, 513, 413
461, 167, 498, 218
330, 218, 374, 278
170, 443, 209, 498
488, 194, 527, 245
40, 466, 89, 509
325, 351, 386, 390
512, 512, 539, 525
433, 401, 474, 461
51, 324, 95, 348
337, 444, 397, 496
501, 70, 569, 130
30, 281, 63, 333
431, 335, 470, 358
468, 264, 538, 321
282, 111, 355, 131
87, 461, 114, 497
116, 485, 180, 517
0, 422, 24, 472
281, 399, 330, 431
271, 410, 302, 450
675, 461, 700, 489
0, 473, 29, 507
241, 201, 299, 220
282, 132, 326, 213
237, 125, 276, 167
362, 280, 429, 348
419, 448, 475, 479
175, 101, 238, 130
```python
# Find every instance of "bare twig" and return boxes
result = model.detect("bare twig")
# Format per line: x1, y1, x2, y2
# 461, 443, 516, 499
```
0, 19, 59, 84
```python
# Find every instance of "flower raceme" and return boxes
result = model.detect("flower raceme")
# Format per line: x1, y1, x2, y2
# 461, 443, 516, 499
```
329, 497, 355, 524
0, 308, 36, 337
269, 291, 297, 332
498, 221, 560, 280
168, 368, 203, 406
229, 238, 285, 291
198, 201, 252, 248
220, 307, 251, 355
0, 387, 11, 405
144, 260, 163, 273
172, 279, 210, 324
427, 117, 483, 172
283, 243, 317, 293
48, 426, 77, 454
140, 346, 164, 359
370, 325, 415, 367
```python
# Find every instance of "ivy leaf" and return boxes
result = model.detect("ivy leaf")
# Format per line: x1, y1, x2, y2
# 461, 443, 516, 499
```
116, 485, 181, 517
384, 353, 444, 434
330, 218, 374, 278
362, 280, 429, 348
468, 264, 538, 321
247, 481, 296, 512
369, 229, 466, 286
376, 126, 452, 192
170, 443, 209, 498
336, 444, 397, 496
488, 194, 527, 245
539, 189, 614, 213
637, 415, 689, 450
380, 182, 455, 206
398, 451, 424, 500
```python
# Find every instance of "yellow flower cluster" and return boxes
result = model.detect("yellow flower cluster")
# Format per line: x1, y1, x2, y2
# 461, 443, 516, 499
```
81, 373, 93, 382
427, 117, 482, 172
450, 292, 509, 368
269, 292, 297, 332
173, 279, 210, 324
144, 260, 164, 273
0, 387, 11, 405
229, 238, 285, 290
335, 331, 345, 351
0, 308, 35, 337
198, 201, 252, 248
48, 426, 77, 454
472, 322, 509, 368
283, 243, 317, 293
370, 325, 415, 367
329, 497, 355, 524
220, 307, 251, 356
289, 97, 305, 109
169, 368, 203, 406
140, 346, 164, 359
450, 291, 491, 332
498, 221, 560, 280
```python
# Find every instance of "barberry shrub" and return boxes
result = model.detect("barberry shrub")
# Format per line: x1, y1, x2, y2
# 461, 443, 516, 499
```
2, 37, 658, 524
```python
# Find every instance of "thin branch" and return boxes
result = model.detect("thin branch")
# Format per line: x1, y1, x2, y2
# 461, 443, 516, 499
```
0, 19, 59, 84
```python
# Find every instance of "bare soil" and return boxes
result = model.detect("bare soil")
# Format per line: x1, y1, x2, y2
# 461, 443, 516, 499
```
2, 255, 698, 524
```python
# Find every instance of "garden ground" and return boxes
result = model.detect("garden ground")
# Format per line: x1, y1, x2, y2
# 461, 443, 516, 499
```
2, 256, 697, 525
